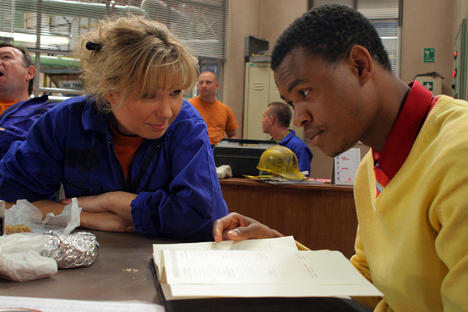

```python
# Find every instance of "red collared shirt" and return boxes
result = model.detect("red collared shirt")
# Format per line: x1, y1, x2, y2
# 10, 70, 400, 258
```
373, 81, 438, 195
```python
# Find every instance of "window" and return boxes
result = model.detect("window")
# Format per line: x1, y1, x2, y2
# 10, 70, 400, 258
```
0, 0, 227, 100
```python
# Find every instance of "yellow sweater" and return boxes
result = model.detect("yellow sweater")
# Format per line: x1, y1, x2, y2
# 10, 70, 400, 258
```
351, 95, 468, 311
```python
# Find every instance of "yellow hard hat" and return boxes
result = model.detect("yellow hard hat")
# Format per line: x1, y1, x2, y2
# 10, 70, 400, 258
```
257, 146, 306, 180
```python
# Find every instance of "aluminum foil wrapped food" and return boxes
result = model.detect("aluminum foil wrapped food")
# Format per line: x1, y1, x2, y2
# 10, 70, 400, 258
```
41, 230, 99, 269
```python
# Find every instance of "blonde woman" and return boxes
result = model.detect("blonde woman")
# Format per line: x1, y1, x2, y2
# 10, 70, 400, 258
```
0, 16, 228, 240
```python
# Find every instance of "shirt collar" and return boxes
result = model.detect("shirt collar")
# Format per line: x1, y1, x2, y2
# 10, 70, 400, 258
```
276, 130, 290, 143
372, 81, 437, 181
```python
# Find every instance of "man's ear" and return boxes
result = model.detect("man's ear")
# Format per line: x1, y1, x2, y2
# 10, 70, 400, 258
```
348, 45, 373, 85
269, 115, 274, 125
26, 66, 36, 81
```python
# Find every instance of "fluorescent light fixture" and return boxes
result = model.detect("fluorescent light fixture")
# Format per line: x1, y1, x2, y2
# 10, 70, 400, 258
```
0, 31, 70, 45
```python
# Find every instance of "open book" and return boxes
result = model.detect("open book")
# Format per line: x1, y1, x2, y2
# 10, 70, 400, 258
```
151, 236, 382, 301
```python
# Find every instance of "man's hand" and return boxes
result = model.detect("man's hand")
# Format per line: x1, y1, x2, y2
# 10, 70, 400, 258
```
212, 212, 283, 243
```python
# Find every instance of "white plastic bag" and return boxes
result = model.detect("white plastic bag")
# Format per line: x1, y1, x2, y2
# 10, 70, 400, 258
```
0, 233, 57, 282
5, 198, 82, 235
0, 198, 82, 282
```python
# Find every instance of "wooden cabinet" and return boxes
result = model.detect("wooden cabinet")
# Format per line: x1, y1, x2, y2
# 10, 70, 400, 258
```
220, 178, 357, 258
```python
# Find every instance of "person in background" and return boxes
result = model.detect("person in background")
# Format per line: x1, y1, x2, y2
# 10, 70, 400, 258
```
0, 43, 57, 159
213, 4, 468, 311
189, 71, 238, 146
0, 16, 228, 240
261, 101, 313, 174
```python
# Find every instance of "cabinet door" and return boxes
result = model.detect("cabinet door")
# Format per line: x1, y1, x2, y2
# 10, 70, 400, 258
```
243, 63, 270, 140
268, 69, 282, 103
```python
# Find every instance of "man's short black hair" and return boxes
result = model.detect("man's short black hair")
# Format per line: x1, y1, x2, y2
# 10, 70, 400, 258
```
0, 42, 35, 96
267, 102, 292, 128
271, 4, 392, 72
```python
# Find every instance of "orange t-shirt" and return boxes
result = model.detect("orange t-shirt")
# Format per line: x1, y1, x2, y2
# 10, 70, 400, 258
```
188, 96, 238, 145
0, 101, 18, 115
110, 121, 144, 180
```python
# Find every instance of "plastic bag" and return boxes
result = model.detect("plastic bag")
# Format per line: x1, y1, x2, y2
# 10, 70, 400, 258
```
5, 198, 81, 235
0, 198, 82, 282
0, 233, 57, 282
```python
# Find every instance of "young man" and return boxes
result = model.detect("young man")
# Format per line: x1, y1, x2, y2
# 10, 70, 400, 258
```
0, 43, 56, 159
261, 101, 313, 174
213, 4, 468, 311
189, 71, 238, 145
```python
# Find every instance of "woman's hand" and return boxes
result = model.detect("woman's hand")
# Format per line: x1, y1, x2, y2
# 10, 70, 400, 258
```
80, 211, 135, 233
29, 199, 135, 233
61, 194, 107, 213
212, 212, 283, 243
61, 191, 137, 221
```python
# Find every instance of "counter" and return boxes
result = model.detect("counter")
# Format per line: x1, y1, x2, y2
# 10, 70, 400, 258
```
220, 178, 357, 258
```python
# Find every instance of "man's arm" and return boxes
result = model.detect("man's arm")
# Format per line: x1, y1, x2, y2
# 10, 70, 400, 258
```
226, 129, 237, 139
225, 106, 238, 139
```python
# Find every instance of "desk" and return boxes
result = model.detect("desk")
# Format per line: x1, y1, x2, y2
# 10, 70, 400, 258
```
0, 230, 170, 304
220, 178, 357, 258
0, 230, 371, 312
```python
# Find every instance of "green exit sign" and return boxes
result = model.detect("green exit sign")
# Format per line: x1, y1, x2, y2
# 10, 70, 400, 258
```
424, 48, 435, 63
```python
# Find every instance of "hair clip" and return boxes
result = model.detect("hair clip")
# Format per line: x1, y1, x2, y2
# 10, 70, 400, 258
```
86, 41, 101, 52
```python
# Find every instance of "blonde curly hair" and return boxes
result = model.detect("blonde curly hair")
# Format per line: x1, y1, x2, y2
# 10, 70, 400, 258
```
76, 15, 198, 112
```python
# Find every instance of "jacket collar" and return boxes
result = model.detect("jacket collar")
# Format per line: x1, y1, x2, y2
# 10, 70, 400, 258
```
81, 96, 111, 134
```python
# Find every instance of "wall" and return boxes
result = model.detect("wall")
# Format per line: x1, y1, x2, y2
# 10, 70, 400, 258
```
400, 0, 468, 96
257, 0, 308, 48
223, 0, 468, 179
224, 0, 307, 137
224, 0, 261, 133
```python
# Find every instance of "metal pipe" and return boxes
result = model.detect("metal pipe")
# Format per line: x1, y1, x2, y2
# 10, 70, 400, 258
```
31, 55, 80, 68
39, 87, 83, 95
34, 51, 41, 97
33, 0, 43, 97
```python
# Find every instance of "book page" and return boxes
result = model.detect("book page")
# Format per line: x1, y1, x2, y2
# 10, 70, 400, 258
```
0, 295, 164, 312
153, 236, 298, 277
161, 249, 382, 298
164, 250, 359, 284
153, 236, 297, 253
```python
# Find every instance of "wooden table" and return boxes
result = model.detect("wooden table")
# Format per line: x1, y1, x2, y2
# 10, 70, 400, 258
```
0, 230, 371, 312
220, 178, 358, 258
0, 230, 171, 304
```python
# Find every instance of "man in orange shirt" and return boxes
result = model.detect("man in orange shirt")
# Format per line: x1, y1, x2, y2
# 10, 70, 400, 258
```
189, 71, 238, 146
0, 43, 56, 158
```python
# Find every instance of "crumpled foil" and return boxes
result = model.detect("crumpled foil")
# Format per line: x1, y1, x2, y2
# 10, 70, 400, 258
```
41, 230, 99, 269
